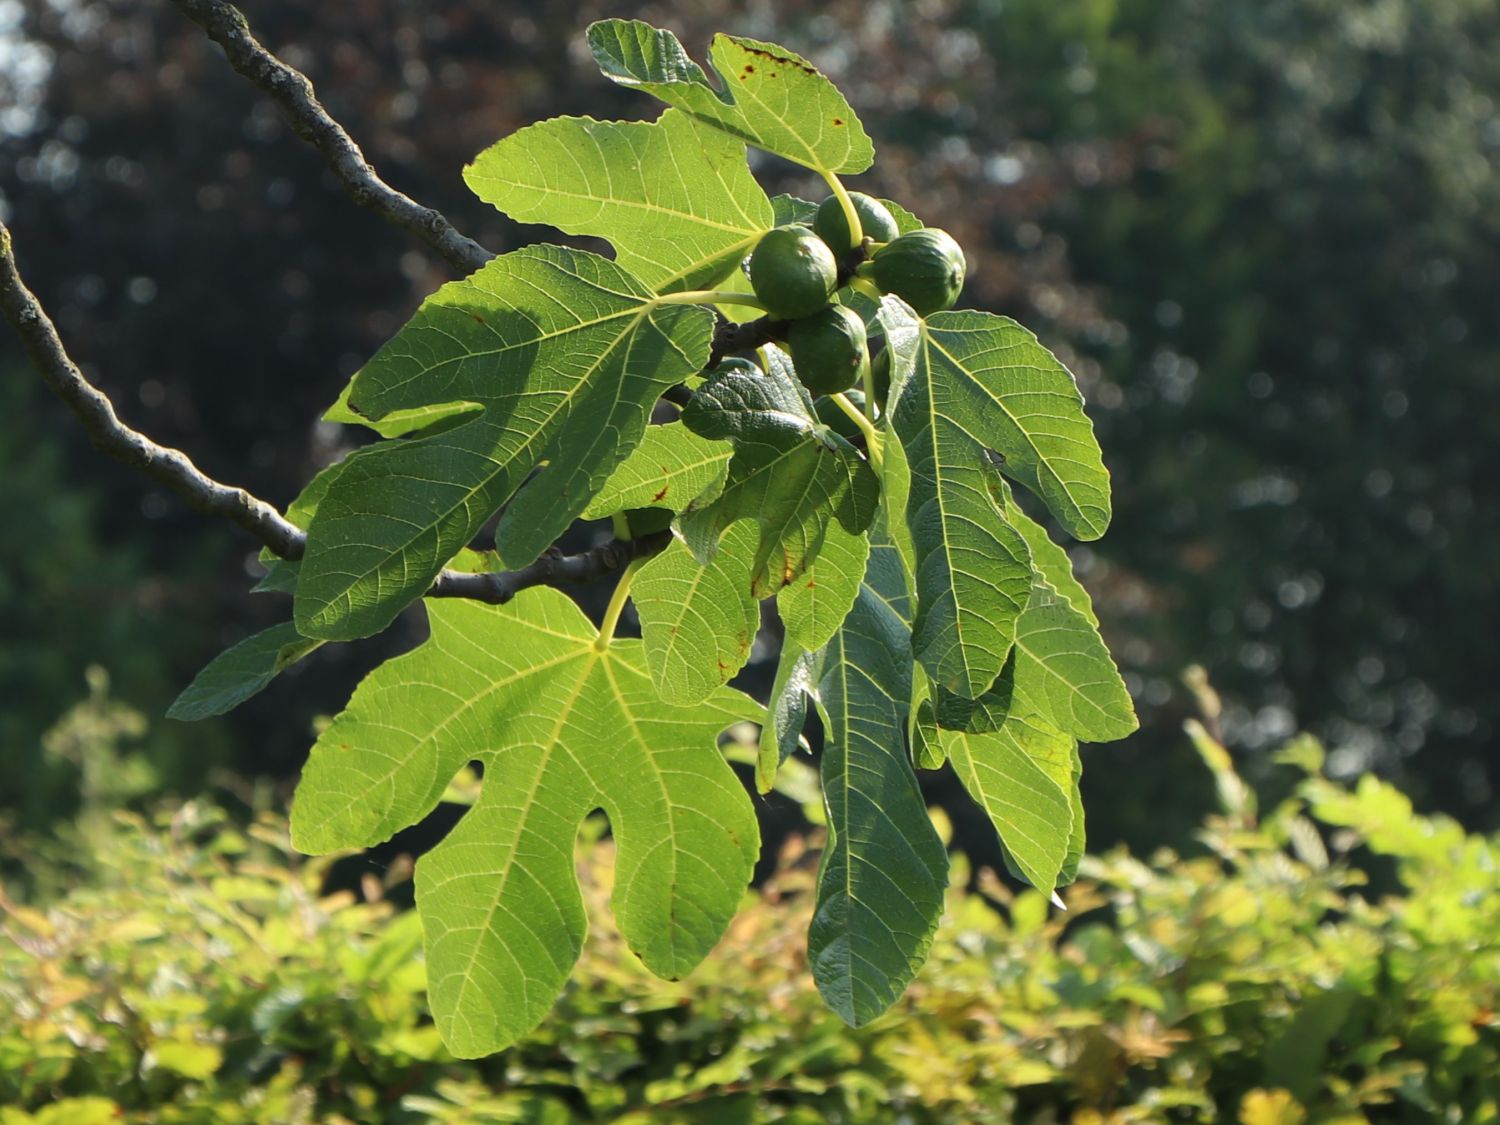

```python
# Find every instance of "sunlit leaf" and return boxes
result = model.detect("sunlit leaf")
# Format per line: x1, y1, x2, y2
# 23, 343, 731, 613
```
294, 246, 712, 641
291, 590, 758, 1057
581, 422, 731, 520
940, 699, 1075, 896
465, 109, 773, 294
633, 521, 760, 705
589, 20, 874, 176
1012, 581, 1137, 743
879, 299, 1034, 699
778, 521, 869, 654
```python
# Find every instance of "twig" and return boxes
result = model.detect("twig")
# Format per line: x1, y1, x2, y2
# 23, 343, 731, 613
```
0, 222, 307, 559
708, 315, 783, 370
168, 0, 493, 275
426, 531, 672, 605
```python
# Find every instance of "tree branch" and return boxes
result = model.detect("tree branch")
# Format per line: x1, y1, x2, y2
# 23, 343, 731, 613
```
2, 222, 658, 608
168, 0, 494, 275
0, 222, 308, 559
426, 531, 673, 605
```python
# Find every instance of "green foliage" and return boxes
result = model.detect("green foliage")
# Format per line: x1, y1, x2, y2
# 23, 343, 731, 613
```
587, 21, 875, 177
289, 592, 759, 1058
806, 536, 948, 1025
465, 109, 773, 295
167, 20, 1137, 1054
166, 624, 322, 722
677, 353, 879, 598
293, 246, 714, 641
3, 732, 1496, 1122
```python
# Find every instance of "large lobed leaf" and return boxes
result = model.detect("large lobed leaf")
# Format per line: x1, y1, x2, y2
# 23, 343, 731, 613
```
465, 109, 773, 295
291, 590, 759, 1058
294, 246, 712, 641
880, 300, 1113, 700
588, 20, 874, 177
809, 536, 948, 1025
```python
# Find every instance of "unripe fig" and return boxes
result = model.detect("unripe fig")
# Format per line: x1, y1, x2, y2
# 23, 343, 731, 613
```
749, 226, 838, 320
869, 227, 966, 315
813, 192, 899, 255
786, 305, 870, 396
712, 356, 764, 378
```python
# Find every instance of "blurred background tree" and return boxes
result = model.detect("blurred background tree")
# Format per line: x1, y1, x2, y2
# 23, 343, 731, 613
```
2, 0, 1495, 850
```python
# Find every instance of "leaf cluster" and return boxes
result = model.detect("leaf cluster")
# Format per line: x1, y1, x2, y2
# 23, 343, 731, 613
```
166, 20, 1137, 1054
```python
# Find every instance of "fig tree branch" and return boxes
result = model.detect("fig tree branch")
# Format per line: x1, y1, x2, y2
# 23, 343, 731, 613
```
428, 530, 672, 606
0, 222, 307, 559
169, 0, 493, 275
1, 222, 661, 605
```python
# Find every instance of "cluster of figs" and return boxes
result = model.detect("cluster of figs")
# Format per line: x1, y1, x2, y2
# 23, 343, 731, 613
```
741, 193, 966, 398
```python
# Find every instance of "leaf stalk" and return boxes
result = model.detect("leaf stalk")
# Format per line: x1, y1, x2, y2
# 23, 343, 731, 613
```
594, 556, 649, 651
829, 392, 884, 471
654, 290, 767, 311
822, 172, 863, 247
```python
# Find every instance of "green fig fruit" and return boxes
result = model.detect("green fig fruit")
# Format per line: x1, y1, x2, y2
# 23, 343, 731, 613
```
813, 192, 900, 255
749, 226, 838, 320
713, 356, 764, 378
786, 304, 870, 396
869, 227, 966, 315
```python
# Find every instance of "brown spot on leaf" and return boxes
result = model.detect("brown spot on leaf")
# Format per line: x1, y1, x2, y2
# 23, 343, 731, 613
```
469, 313, 486, 324
739, 44, 818, 77
652, 486, 670, 502
743, 64, 755, 74
833, 118, 844, 126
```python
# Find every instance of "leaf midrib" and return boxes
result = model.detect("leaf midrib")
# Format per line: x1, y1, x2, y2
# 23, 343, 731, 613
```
447, 648, 597, 1025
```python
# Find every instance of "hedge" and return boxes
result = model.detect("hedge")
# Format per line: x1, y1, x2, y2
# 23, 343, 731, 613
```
1, 725, 1496, 1123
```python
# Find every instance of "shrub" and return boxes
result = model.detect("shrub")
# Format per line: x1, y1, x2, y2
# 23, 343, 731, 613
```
2, 725, 1495, 1123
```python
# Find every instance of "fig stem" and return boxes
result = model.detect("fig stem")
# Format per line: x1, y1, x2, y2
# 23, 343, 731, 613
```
829, 392, 883, 470
593, 555, 648, 652
822, 172, 863, 249
654, 289, 767, 310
